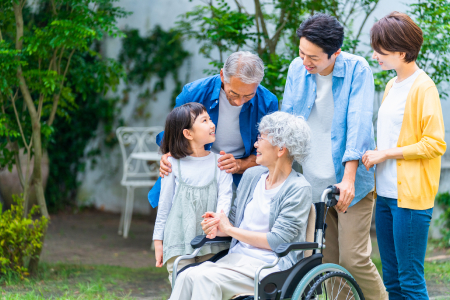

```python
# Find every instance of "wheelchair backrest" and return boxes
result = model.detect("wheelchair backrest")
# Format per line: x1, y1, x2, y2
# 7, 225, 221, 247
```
304, 204, 316, 258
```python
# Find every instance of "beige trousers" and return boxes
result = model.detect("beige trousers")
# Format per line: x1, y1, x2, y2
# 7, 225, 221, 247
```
170, 253, 271, 300
166, 253, 215, 285
323, 192, 388, 300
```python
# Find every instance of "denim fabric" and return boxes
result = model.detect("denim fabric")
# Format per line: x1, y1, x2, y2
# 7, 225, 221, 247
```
376, 196, 432, 300
148, 75, 278, 208
281, 52, 376, 207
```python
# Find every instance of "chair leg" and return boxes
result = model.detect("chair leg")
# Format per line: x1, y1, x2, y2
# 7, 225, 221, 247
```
123, 186, 135, 238
118, 187, 126, 235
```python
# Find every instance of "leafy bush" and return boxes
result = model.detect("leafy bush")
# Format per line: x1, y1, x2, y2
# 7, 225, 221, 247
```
435, 192, 450, 247
0, 195, 48, 279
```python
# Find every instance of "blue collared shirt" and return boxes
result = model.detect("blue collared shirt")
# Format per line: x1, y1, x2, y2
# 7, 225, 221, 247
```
281, 52, 375, 207
148, 75, 278, 207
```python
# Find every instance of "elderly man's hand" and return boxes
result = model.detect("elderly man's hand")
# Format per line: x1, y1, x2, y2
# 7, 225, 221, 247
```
159, 153, 172, 178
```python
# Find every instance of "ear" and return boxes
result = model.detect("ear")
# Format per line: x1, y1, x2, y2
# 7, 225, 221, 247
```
183, 129, 194, 141
334, 48, 342, 58
399, 52, 406, 60
220, 69, 225, 83
278, 146, 287, 158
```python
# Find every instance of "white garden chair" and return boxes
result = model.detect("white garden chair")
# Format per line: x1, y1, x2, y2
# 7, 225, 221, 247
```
116, 126, 163, 238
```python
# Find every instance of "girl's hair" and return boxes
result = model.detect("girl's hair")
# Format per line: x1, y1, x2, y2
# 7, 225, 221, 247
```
370, 12, 423, 63
160, 102, 207, 159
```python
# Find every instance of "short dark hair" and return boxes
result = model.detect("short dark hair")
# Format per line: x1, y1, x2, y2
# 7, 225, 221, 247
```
296, 13, 344, 58
370, 12, 423, 63
160, 102, 207, 159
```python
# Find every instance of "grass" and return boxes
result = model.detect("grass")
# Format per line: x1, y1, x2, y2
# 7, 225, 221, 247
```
0, 263, 170, 300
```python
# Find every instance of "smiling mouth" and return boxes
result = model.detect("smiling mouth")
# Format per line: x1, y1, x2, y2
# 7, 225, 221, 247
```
256, 151, 261, 156
210, 132, 215, 135
305, 66, 315, 71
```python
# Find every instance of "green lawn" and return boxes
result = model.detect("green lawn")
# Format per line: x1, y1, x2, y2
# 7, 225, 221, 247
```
1, 259, 450, 299
0, 263, 170, 300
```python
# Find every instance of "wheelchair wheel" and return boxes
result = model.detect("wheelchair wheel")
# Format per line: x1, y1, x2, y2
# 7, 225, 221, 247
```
303, 271, 364, 300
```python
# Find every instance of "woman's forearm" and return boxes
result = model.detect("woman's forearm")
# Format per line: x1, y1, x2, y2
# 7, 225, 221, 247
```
224, 226, 271, 250
384, 147, 405, 160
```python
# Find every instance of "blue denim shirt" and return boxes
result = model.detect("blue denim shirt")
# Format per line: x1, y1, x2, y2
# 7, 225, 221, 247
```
281, 52, 375, 207
148, 75, 278, 207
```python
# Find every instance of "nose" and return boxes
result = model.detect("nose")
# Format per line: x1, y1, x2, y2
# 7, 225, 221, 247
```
254, 140, 259, 148
372, 51, 377, 59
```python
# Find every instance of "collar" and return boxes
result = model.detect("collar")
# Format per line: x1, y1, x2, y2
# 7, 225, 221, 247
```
210, 75, 256, 111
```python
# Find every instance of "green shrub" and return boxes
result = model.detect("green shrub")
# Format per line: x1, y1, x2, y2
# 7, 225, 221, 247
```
0, 195, 48, 279
435, 192, 450, 247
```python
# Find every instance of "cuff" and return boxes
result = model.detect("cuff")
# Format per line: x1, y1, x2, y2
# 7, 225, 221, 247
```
402, 144, 419, 160
342, 149, 362, 166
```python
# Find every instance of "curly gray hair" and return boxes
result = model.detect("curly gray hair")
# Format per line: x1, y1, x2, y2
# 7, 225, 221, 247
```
258, 111, 311, 163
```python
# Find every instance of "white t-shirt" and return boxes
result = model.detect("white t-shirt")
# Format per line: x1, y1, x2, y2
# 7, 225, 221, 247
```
153, 152, 233, 240
376, 69, 424, 199
301, 72, 336, 202
229, 172, 284, 268
211, 89, 246, 158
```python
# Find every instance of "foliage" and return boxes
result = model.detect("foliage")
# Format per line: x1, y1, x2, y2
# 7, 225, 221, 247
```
118, 26, 190, 111
0, 1, 128, 218
0, 195, 48, 279
179, 0, 450, 99
435, 192, 450, 248
179, 0, 381, 100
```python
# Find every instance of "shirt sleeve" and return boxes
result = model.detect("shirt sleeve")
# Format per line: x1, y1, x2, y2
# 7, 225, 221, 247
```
402, 86, 447, 160
153, 157, 176, 240
342, 65, 375, 164
216, 157, 233, 216
280, 62, 296, 114
266, 185, 312, 250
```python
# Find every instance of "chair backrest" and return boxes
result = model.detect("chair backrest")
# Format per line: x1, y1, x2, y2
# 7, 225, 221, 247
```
304, 203, 316, 258
116, 126, 163, 185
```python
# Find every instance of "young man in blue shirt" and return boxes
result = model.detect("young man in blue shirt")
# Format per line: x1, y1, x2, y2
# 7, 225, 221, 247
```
282, 14, 387, 299
148, 51, 278, 207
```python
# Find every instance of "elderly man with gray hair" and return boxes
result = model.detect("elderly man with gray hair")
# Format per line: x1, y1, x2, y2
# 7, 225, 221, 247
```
170, 112, 313, 299
148, 51, 279, 208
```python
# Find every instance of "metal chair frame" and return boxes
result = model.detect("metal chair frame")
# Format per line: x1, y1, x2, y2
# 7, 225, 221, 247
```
116, 126, 162, 238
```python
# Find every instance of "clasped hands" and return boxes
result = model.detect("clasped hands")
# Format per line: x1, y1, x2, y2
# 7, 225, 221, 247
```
201, 210, 232, 239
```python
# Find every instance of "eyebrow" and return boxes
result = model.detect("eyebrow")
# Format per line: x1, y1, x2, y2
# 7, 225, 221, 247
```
299, 48, 319, 58
230, 90, 255, 97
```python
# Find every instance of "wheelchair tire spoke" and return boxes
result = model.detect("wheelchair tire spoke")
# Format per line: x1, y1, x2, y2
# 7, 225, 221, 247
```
302, 271, 365, 300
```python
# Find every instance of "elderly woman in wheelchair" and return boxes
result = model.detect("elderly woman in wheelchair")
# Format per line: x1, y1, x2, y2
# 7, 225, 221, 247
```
170, 112, 365, 300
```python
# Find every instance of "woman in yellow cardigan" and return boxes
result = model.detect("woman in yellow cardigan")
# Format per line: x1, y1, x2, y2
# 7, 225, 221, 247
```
363, 12, 446, 300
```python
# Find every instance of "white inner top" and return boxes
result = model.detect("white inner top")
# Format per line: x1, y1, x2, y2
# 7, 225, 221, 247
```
376, 69, 423, 199
153, 152, 233, 240
301, 72, 336, 202
229, 172, 284, 270
211, 89, 246, 158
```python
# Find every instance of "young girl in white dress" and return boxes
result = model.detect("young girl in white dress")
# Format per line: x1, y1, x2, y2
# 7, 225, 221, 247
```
153, 102, 233, 283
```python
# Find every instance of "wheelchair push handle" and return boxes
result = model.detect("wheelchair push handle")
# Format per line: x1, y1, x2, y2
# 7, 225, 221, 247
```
325, 185, 340, 208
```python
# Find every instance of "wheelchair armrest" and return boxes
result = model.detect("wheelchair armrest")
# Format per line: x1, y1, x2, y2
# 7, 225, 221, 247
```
190, 235, 232, 249
274, 242, 319, 257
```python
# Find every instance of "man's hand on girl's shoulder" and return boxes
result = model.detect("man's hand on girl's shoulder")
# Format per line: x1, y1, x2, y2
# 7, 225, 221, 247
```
159, 153, 172, 177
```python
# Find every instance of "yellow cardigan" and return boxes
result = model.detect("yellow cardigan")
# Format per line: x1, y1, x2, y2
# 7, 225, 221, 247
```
380, 72, 446, 210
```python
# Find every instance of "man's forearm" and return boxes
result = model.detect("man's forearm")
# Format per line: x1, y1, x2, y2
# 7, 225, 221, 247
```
342, 160, 358, 182
236, 154, 257, 174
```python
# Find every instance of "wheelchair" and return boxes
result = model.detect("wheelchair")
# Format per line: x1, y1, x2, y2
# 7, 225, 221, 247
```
172, 186, 365, 300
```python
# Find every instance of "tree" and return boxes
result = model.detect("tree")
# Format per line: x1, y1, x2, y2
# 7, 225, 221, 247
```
0, 0, 127, 273
177, 0, 380, 100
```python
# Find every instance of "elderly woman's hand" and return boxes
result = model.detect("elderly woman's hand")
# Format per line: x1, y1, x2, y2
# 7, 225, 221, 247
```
201, 212, 220, 238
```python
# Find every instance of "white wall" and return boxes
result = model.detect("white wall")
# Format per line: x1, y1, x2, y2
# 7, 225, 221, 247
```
77, 0, 450, 217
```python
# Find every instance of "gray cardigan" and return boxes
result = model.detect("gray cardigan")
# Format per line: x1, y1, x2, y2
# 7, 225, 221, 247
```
229, 166, 312, 271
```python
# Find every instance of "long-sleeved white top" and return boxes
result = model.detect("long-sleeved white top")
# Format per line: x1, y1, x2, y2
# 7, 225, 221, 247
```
152, 152, 233, 240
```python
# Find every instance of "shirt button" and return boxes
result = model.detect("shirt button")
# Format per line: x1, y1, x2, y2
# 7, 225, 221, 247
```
216, 100, 218, 103
398, 162, 401, 166
308, 106, 311, 109
398, 181, 401, 185
398, 199, 401, 202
